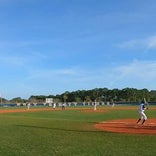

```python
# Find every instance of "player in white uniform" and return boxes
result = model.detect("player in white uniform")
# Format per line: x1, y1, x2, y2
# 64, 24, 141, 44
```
27, 103, 30, 110
53, 103, 56, 110
136, 100, 148, 125
94, 100, 97, 111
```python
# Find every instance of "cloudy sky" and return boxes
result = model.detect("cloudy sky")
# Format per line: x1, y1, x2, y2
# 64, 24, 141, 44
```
0, 0, 156, 99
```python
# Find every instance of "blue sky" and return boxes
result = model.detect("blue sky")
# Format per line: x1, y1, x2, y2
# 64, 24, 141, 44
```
1, 0, 156, 99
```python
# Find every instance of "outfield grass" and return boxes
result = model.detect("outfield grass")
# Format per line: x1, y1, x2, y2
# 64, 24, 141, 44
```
0, 106, 156, 156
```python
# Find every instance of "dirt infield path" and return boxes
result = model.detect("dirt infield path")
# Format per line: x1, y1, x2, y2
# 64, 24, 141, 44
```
95, 119, 156, 135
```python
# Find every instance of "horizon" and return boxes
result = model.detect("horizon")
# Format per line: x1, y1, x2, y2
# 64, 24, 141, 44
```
1, 0, 156, 99
1, 87, 156, 101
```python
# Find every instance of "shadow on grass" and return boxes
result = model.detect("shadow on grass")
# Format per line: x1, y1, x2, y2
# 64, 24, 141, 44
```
15, 124, 106, 133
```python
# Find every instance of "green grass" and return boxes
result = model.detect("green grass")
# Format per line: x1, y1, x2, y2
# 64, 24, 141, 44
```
0, 106, 156, 156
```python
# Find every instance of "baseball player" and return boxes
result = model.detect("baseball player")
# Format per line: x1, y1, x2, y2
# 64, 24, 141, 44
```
27, 103, 30, 110
136, 100, 148, 125
53, 103, 56, 110
94, 100, 97, 111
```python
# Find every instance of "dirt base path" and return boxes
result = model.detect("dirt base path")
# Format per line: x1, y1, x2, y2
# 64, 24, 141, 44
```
95, 119, 156, 135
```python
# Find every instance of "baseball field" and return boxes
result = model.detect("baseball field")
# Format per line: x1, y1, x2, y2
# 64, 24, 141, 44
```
0, 105, 156, 156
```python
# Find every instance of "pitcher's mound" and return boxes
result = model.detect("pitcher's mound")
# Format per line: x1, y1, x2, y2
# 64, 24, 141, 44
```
95, 119, 156, 135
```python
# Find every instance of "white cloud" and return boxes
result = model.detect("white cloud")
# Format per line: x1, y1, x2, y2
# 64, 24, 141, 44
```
147, 36, 156, 48
109, 60, 156, 89
26, 67, 83, 80
118, 35, 156, 49
3, 60, 156, 99
116, 60, 156, 78
25, 60, 156, 86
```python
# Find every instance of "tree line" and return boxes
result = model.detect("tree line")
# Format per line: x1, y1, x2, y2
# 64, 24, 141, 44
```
2, 87, 156, 104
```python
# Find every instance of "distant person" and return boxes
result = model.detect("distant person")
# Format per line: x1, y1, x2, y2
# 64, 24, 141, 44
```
53, 103, 56, 110
136, 100, 148, 125
27, 103, 30, 110
112, 102, 115, 108
62, 103, 66, 110
94, 101, 97, 111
